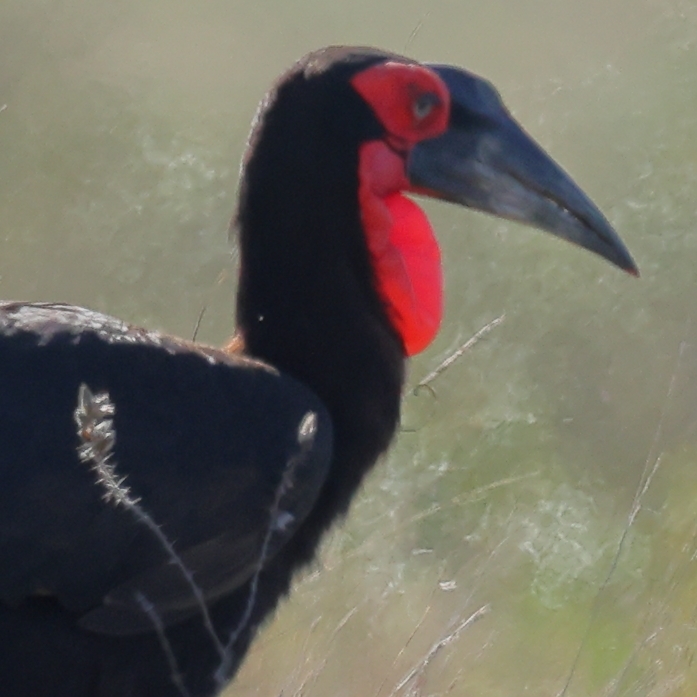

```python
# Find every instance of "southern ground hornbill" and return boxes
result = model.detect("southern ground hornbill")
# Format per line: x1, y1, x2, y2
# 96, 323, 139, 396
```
0, 47, 636, 696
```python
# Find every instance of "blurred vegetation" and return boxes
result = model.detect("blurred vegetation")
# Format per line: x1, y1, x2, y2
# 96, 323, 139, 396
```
3, 1, 697, 695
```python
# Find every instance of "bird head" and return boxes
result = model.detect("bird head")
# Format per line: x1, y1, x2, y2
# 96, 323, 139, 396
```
236, 47, 637, 357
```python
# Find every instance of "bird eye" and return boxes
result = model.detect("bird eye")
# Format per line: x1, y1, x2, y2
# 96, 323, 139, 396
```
412, 93, 439, 121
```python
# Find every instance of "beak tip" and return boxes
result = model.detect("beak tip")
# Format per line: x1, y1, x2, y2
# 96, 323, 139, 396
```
615, 249, 639, 277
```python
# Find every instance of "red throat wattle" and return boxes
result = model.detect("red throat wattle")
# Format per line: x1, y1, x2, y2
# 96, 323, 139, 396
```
351, 61, 450, 356
358, 140, 443, 356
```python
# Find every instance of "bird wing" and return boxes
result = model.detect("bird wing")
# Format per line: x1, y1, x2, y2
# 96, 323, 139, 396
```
0, 302, 333, 636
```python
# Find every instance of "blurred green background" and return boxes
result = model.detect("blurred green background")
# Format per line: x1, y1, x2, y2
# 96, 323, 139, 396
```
2, 1, 697, 695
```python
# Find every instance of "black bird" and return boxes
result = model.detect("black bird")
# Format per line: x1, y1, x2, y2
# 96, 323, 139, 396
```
0, 47, 636, 697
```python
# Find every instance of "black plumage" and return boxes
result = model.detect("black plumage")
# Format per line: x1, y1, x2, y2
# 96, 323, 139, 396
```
0, 47, 636, 696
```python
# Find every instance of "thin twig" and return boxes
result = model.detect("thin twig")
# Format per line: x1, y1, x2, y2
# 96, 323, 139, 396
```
388, 605, 490, 697
286, 615, 323, 697
404, 11, 432, 51
610, 501, 697, 696
290, 606, 360, 697
192, 306, 206, 342
214, 411, 319, 688
191, 268, 230, 343
373, 582, 439, 697
76, 386, 321, 696
135, 592, 192, 697
416, 314, 505, 390
557, 319, 691, 697
450, 471, 540, 506
75, 384, 227, 668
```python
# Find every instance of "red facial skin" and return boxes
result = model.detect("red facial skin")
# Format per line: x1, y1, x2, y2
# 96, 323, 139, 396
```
351, 62, 450, 356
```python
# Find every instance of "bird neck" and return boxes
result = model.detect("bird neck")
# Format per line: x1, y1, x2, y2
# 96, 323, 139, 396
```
233, 83, 405, 505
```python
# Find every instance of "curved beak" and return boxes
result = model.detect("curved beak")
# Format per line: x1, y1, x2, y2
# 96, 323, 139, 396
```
407, 64, 638, 275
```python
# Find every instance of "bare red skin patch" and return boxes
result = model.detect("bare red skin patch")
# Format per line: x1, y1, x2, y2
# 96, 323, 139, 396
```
351, 61, 450, 147
359, 140, 442, 356
352, 62, 450, 356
